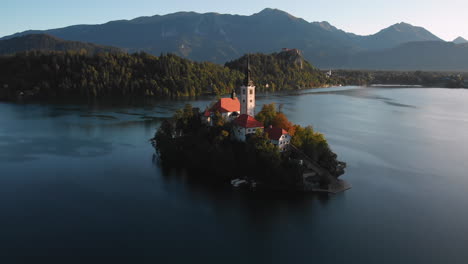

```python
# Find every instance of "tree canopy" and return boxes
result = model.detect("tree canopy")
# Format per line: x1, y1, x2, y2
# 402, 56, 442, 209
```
256, 103, 294, 133
0, 50, 333, 102
225, 52, 329, 92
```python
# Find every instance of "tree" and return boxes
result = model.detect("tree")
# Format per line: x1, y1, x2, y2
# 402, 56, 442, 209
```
255, 103, 277, 127
212, 111, 225, 127
271, 112, 294, 133
291, 125, 328, 161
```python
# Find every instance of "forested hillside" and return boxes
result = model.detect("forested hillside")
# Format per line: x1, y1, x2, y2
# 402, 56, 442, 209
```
0, 50, 329, 102
0, 34, 121, 55
225, 50, 328, 92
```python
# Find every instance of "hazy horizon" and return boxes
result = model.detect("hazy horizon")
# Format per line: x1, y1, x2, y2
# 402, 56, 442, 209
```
2, 0, 467, 41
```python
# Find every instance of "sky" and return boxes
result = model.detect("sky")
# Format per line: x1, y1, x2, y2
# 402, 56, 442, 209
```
2, 0, 467, 41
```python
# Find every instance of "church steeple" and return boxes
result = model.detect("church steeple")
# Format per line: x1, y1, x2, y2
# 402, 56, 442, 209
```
244, 55, 254, 87
240, 54, 256, 117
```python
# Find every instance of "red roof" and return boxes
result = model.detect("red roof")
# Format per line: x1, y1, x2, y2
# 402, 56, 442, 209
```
234, 114, 264, 128
203, 110, 211, 117
210, 98, 240, 113
264, 127, 288, 140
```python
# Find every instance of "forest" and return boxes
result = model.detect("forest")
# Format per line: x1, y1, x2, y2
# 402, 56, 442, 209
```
330, 70, 468, 88
2, 49, 465, 103
225, 51, 330, 92
0, 50, 330, 102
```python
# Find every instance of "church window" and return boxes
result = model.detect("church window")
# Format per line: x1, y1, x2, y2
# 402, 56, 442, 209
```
249, 90, 253, 95
250, 100, 252, 103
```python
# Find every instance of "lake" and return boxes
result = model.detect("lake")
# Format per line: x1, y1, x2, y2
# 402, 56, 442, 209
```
1, 86, 468, 263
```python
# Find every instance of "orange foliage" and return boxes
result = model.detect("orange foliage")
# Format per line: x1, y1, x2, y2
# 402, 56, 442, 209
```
271, 112, 294, 134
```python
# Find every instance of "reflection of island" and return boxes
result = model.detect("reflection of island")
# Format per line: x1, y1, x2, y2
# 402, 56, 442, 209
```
152, 66, 350, 193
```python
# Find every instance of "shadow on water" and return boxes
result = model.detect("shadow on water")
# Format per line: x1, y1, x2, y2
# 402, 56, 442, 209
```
153, 155, 333, 230
278, 87, 419, 109
79, 114, 119, 120
383, 101, 416, 108
0, 135, 113, 162
321, 88, 418, 108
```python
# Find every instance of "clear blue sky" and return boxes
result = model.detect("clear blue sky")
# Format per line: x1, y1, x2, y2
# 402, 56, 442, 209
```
2, 0, 467, 41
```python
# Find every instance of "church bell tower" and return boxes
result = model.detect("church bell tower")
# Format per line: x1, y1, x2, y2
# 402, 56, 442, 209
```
240, 56, 256, 116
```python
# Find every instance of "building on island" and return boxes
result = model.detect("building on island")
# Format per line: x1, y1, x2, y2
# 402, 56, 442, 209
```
264, 126, 291, 152
203, 91, 240, 125
233, 114, 264, 141
239, 59, 256, 117
232, 56, 264, 141
204, 56, 290, 150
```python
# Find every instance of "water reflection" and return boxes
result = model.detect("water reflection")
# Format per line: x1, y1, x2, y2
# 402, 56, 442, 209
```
156, 160, 332, 236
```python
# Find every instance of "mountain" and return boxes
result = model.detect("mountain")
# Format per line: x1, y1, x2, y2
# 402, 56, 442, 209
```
1, 8, 362, 67
356, 22, 442, 50
346, 41, 468, 71
453, 36, 468, 44
2, 9, 466, 70
0, 34, 121, 55
0, 8, 437, 68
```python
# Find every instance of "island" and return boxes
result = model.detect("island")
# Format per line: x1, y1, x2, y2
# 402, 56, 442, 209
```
152, 62, 349, 193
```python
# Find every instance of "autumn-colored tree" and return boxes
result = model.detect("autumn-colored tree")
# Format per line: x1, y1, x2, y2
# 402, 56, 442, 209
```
271, 112, 294, 134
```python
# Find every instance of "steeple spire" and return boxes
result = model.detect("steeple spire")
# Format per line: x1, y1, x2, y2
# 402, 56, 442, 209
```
244, 54, 254, 86
240, 53, 256, 117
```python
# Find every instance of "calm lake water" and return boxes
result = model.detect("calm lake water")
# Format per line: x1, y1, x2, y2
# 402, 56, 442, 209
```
1, 86, 468, 263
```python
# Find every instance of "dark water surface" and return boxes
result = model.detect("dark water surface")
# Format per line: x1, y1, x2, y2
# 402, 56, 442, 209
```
1, 86, 468, 263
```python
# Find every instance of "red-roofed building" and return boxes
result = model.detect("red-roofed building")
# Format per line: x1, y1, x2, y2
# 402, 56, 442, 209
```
264, 126, 291, 151
211, 97, 240, 114
233, 114, 264, 141
202, 92, 241, 125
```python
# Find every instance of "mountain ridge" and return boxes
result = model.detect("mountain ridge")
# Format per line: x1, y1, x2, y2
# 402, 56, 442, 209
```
0, 34, 122, 55
1, 8, 466, 70
0, 9, 442, 40
345, 41, 468, 71
453, 36, 468, 44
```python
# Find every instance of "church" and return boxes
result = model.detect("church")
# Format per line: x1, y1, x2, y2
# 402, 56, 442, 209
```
231, 62, 265, 142
203, 59, 291, 150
